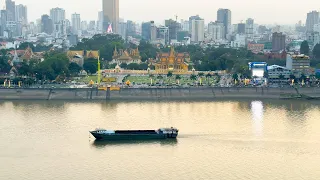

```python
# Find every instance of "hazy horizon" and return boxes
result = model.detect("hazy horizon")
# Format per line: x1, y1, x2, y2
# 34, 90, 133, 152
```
2, 0, 320, 24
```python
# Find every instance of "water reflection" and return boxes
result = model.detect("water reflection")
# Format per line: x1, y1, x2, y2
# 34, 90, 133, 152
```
92, 139, 178, 148
251, 101, 264, 136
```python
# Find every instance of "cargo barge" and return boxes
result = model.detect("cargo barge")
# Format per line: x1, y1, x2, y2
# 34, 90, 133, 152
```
90, 127, 178, 140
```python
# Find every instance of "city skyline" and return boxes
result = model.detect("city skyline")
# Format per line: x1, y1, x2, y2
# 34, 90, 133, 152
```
2, 0, 319, 24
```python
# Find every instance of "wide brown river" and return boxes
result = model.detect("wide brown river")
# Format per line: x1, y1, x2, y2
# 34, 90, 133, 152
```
1, 100, 320, 180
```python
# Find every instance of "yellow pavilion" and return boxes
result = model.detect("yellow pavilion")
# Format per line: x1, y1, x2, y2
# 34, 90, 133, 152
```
155, 47, 190, 73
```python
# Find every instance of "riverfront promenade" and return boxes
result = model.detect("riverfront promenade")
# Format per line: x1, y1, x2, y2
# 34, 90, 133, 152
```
0, 87, 320, 100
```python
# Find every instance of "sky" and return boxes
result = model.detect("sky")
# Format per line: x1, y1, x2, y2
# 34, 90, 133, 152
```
2, 0, 320, 24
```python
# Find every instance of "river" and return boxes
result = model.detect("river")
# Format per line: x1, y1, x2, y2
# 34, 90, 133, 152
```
1, 100, 320, 180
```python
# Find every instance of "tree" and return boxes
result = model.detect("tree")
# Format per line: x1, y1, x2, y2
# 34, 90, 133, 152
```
127, 63, 139, 70
290, 74, 296, 80
120, 63, 128, 69
83, 59, 98, 74
17, 61, 32, 76
68, 62, 82, 76
190, 74, 197, 84
300, 74, 307, 82
167, 71, 173, 84
300, 40, 309, 55
232, 73, 239, 82
279, 74, 285, 84
313, 44, 320, 59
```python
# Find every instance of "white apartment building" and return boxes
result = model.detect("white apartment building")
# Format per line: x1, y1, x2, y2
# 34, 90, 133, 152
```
191, 19, 204, 43
208, 21, 224, 41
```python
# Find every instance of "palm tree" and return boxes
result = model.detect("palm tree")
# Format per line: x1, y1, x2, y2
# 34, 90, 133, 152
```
175, 75, 181, 85
232, 73, 239, 85
167, 71, 173, 84
190, 74, 197, 85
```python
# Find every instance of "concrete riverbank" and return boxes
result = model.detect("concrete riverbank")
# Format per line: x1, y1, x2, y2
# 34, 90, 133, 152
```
1, 87, 320, 101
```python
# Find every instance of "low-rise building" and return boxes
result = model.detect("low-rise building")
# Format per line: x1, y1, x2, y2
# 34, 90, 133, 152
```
286, 54, 311, 76
267, 65, 291, 81
110, 47, 142, 65
247, 43, 265, 54
67, 50, 99, 67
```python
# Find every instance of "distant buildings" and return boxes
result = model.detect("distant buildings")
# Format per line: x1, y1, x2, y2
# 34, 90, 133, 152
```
237, 23, 245, 34
71, 13, 81, 35
286, 54, 311, 75
102, 0, 119, 33
118, 21, 127, 39
272, 32, 286, 52
306, 11, 319, 32
208, 21, 224, 40
247, 43, 265, 54
165, 19, 180, 43
141, 21, 151, 41
0, 10, 7, 36
245, 18, 254, 39
267, 65, 291, 80
50, 8, 66, 37
306, 32, 320, 48
190, 16, 204, 43
150, 21, 157, 42
15, 4, 27, 25
217, 8, 231, 38
41, 14, 53, 34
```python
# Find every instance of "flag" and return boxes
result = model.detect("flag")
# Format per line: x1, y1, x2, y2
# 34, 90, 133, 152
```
107, 24, 113, 34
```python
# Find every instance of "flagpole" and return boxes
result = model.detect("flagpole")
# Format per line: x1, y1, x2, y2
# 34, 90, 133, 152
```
97, 54, 101, 85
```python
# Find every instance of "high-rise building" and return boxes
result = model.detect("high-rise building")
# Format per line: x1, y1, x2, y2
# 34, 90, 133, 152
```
181, 20, 189, 32
208, 21, 225, 40
245, 18, 254, 39
189, 15, 201, 33
150, 21, 157, 42
141, 21, 151, 41
217, 8, 231, 38
190, 17, 204, 43
41, 14, 53, 34
71, 13, 81, 34
50, 8, 66, 37
307, 32, 320, 48
88, 21, 95, 31
157, 26, 169, 45
6, 0, 15, 22
81, 21, 88, 31
237, 23, 245, 34
0, 10, 7, 36
6, 0, 17, 36
272, 32, 286, 52
118, 21, 127, 39
102, 0, 119, 33
50, 8, 65, 24
306, 11, 319, 32
97, 11, 103, 31
126, 20, 136, 37
15, 4, 27, 25
165, 19, 180, 43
